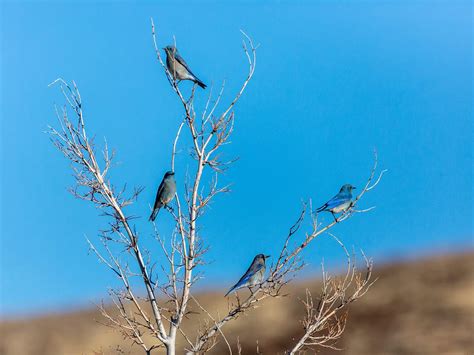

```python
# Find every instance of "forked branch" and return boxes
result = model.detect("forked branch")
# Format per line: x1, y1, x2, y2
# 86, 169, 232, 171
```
288, 234, 375, 354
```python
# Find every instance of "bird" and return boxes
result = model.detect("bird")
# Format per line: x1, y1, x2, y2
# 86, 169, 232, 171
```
164, 45, 206, 89
225, 254, 270, 297
316, 184, 356, 221
149, 171, 177, 221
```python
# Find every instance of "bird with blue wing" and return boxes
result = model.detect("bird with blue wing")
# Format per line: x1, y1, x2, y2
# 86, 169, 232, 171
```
316, 184, 356, 221
149, 171, 177, 222
225, 254, 270, 297
164, 45, 207, 89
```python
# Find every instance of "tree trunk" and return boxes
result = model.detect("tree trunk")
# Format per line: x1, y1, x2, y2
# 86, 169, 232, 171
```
166, 341, 175, 355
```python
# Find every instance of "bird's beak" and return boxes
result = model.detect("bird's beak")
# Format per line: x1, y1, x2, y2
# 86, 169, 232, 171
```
265, 255, 271, 259
353, 187, 357, 189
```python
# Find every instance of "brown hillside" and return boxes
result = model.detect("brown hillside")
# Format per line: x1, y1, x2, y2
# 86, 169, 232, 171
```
1, 252, 473, 354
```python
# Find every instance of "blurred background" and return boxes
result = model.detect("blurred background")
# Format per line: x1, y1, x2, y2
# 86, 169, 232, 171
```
0, 1, 472, 354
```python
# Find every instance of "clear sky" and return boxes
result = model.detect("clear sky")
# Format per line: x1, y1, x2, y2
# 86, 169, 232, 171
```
1, 1, 472, 317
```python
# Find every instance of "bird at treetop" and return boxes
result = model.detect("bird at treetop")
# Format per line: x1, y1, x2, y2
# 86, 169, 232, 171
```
316, 184, 356, 221
164, 45, 207, 89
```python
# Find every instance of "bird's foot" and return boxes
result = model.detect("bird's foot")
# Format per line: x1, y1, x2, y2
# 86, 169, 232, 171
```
165, 205, 175, 214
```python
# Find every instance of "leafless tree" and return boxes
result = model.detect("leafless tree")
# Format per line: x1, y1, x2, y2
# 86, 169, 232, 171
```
48, 19, 385, 355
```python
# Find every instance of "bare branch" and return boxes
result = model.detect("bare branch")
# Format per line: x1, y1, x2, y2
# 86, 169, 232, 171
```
288, 236, 375, 354
48, 79, 168, 343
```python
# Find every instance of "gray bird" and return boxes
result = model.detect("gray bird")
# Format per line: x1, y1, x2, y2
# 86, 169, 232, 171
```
149, 171, 176, 221
164, 45, 206, 89
316, 184, 356, 221
225, 254, 270, 297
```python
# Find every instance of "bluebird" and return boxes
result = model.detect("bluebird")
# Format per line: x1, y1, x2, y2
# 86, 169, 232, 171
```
225, 254, 270, 297
316, 184, 356, 221
149, 171, 177, 221
164, 45, 206, 89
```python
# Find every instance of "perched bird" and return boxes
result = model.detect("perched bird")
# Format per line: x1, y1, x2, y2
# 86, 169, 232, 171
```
164, 45, 206, 89
225, 254, 270, 297
316, 184, 356, 221
149, 171, 177, 221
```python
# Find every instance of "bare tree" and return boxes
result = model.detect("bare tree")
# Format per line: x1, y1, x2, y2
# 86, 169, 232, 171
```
48, 19, 385, 355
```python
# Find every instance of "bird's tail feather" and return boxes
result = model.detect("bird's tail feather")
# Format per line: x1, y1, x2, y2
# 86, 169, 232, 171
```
315, 204, 326, 213
224, 285, 237, 297
149, 208, 159, 222
194, 77, 207, 89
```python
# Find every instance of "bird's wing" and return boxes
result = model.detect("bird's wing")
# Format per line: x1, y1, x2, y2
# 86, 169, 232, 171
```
153, 179, 166, 209
325, 194, 350, 209
233, 262, 264, 289
175, 53, 198, 78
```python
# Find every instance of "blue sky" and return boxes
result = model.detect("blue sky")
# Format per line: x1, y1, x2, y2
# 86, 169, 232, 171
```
0, 1, 472, 317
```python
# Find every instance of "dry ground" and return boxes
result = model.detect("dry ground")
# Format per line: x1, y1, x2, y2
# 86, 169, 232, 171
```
1, 252, 473, 355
